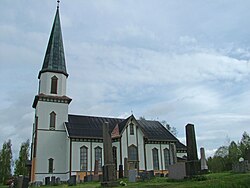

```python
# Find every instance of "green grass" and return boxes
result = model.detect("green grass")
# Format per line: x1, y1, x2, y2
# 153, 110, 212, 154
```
3, 172, 250, 188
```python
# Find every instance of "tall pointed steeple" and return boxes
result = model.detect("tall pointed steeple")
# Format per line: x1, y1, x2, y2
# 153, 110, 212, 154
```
38, 5, 68, 78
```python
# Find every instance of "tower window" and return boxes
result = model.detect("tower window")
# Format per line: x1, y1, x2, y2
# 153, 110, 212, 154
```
80, 146, 88, 171
48, 158, 54, 173
51, 76, 58, 94
50, 111, 56, 129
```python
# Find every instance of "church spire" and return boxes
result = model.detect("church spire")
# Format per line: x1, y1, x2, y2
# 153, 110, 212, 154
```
39, 4, 68, 78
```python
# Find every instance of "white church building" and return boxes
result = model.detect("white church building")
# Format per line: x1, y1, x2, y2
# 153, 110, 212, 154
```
30, 5, 187, 183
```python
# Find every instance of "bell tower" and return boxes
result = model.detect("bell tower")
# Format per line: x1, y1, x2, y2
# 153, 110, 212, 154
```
31, 2, 71, 182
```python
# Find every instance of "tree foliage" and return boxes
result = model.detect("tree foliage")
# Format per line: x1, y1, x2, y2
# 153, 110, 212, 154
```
161, 120, 178, 136
208, 131, 250, 173
14, 140, 30, 176
239, 131, 250, 161
0, 139, 13, 184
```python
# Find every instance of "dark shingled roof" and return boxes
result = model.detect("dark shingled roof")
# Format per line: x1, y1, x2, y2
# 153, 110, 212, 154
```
66, 114, 123, 139
176, 140, 187, 151
137, 120, 178, 141
39, 7, 68, 78
65, 114, 181, 144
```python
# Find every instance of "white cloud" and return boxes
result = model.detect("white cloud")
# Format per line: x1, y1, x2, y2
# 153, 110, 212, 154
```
1, 0, 250, 161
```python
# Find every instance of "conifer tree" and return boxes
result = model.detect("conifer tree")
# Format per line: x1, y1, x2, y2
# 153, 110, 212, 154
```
14, 140, 30, 176
0, 140, 13, 184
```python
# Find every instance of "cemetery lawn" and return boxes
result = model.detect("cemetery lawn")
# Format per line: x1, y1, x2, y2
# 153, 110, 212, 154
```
0, 172, 249, 188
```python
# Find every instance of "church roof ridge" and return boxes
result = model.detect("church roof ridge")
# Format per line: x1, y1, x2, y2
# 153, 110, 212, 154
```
38, 6, 68, 78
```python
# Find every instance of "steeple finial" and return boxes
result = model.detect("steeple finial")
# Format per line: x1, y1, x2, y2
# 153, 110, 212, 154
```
57, 0, 60, 9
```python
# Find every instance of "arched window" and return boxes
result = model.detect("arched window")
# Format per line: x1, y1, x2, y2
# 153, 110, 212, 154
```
51, 76, 58, 94
50, 111, 56, 129
152, 148, 159, 170
48, 158, 54, 173
164, 148, 170, 170
94, 146, 102, 171
128, 145, 138, 161
129, 123, 134, 135
80, 146, 88, 171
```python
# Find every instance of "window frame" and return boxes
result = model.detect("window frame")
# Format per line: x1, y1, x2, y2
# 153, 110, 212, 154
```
128, 144, 138, 161
51, 76, 58, 94
152, 148, 159, 170
94, 146, 102, 171
48, 158, 54, 173
49, 111, 56, 130
80, 146, 88, 171
129, 123, 134, 135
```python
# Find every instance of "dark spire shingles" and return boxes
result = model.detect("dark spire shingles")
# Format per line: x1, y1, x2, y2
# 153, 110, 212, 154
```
39, 7, 68, 78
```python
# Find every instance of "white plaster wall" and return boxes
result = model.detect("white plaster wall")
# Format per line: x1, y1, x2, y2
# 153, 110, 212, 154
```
39, 72, 67, 96
136, 128, 145, 170
91, 143, 103, 171
65, 137, 70, 174
35, 131, 68, 181
71, 141, 91, 172
112, 141, 120, 170
36, 101, 68, 130
120, 119, 147, 170
72, 141, 127, 172
145, 143, 170, 171
161, 144, 170, 170
121, 131, 128, 164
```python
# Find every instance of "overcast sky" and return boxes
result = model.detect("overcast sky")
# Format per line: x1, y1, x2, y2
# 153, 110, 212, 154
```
1, 0, 250, 159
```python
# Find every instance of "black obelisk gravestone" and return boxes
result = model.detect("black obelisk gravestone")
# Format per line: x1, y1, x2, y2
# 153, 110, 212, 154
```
185, 124, 201, 177
101, 122, 118, 187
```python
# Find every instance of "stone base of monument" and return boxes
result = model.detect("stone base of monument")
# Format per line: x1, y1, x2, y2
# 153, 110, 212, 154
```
101, 181, 119, 187
185, 160, 201, 177
15, 176, 29, 188
101, 164, 118, 187
93, 174, 99, 181
118, 165, 123, 178
169, 162, 186, 180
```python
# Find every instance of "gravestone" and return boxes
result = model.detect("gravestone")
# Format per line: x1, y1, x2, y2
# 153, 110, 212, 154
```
232, 160, 249, 173
51, 176, 55, 186
101, 122, 118, 187
128, 169, 137, 182
68, 175, 76, 186
148, 170, 155, 179
84, 175, 93, 182
118, 164, 123, 178
138, 171, 149, 181
185, 124, 201, 177
124, 158, 128, 178
56, 177, 61, 185
45, 177, 50, 185
168, 162, 186, 180
16, 176, 29, 188
200, 147, 208, 173
169, 143, 177, 165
